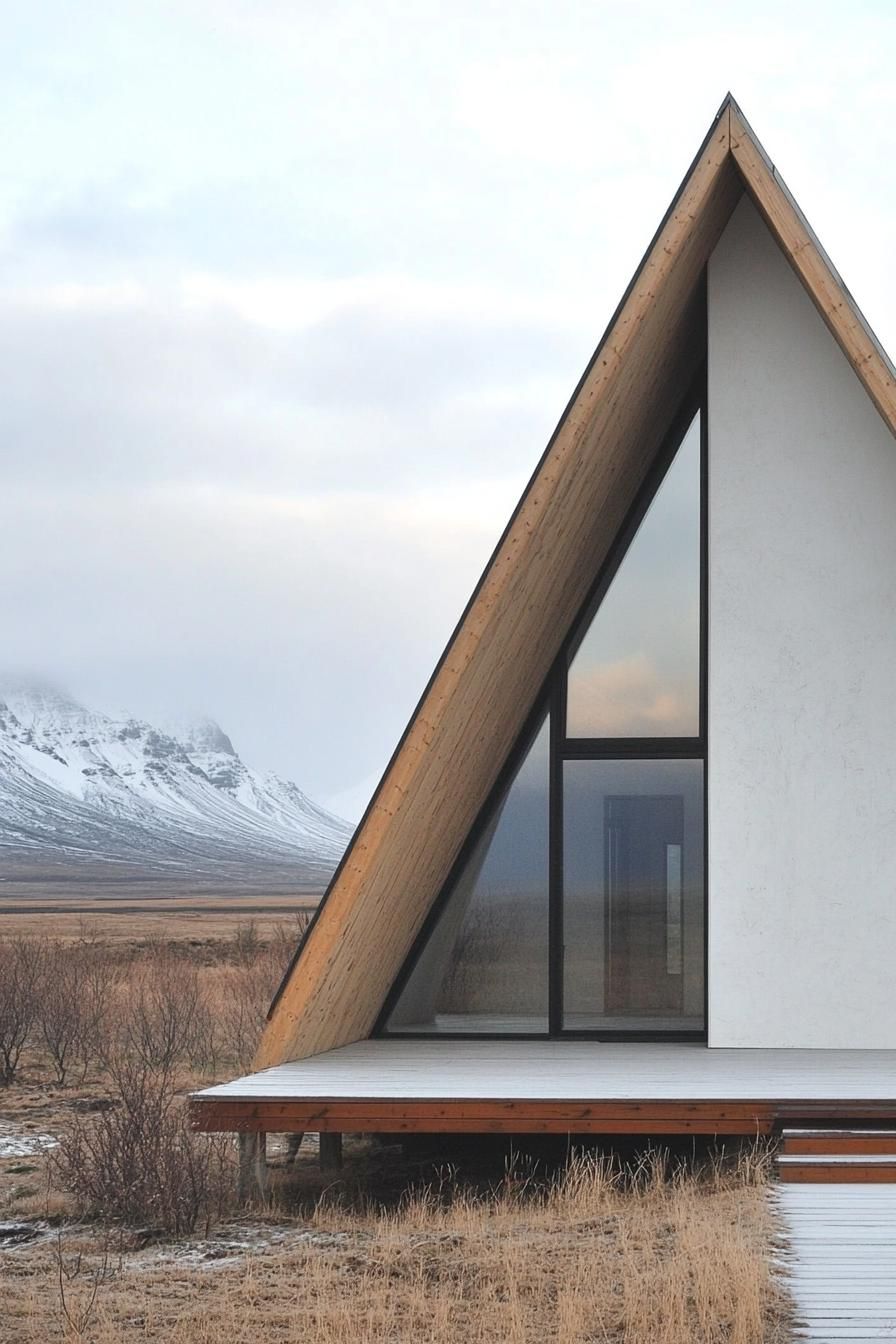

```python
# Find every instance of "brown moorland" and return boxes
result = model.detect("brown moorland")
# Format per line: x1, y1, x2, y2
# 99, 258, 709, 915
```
0, 926, 792, 1343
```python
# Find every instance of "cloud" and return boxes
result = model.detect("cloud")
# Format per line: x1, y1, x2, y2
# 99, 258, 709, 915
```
1, 0, 895, 811
566, 655, 695, 738
0, 253, 583, 802
0, 419, 531, 800
0, 282, 581, 492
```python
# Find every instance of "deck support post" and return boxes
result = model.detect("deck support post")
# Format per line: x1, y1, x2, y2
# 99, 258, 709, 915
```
237, 1131, 268, 1203
319, 1131, 343, 1171
286, 1132, 305, 1166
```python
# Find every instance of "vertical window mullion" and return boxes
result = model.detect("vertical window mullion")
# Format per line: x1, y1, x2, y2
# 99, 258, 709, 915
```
548, 676, 564, 1036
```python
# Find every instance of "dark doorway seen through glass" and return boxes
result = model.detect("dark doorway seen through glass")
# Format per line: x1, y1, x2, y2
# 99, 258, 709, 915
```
563, 759, 704, 1032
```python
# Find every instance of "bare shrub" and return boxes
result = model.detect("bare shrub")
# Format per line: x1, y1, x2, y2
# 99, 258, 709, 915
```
208, 935, 292, 1072
103, 946, 206, 1084
25, 935, 127, 1087
54, 1060, 232, 1237
184, 985, 222, 1077
37, 942, 93, 1086
0, 937, 47, 1084
210, 962, 270, 1072
231, 918, 261, 959
77, 941, 125, 1080
38, 939, 128, 1086
54, 1230, 122, 1338
267, 912, 310, 966
189, 927, 297, 1075
50, 937, 236, 1237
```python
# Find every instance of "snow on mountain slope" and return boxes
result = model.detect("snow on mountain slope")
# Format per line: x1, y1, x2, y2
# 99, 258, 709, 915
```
0, 680, 353, 884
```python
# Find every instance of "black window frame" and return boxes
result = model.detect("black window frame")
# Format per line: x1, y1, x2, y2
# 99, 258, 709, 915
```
376, 362, 707, 1042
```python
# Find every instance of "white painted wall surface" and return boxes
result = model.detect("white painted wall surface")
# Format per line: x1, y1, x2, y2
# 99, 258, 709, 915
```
708, 196, 896, 1048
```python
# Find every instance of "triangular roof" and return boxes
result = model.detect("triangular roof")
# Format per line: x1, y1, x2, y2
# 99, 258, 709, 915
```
257, 95, 896, 1069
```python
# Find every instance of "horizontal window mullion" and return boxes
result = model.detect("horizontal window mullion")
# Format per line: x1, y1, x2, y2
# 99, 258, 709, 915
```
558, 1030, 707, 1043
560, 737, 704, 760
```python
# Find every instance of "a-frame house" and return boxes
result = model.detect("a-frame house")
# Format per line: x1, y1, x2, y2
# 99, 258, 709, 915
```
193, 97, 896, 1171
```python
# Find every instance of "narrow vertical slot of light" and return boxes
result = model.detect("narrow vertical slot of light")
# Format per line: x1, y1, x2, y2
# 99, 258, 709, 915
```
666, 843, 683, 976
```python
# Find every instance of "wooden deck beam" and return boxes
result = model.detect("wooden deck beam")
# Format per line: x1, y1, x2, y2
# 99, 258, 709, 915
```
191, 1095, 896, 1138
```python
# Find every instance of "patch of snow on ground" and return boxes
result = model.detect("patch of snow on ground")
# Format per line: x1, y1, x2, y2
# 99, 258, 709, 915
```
0, 1121, 58, 1158
132, 1223, 351, 1272
0, 1215, 352, 1268
0, 1220, 55, 1250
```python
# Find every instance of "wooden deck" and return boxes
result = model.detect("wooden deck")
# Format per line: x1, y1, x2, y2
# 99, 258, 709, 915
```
778, 1128, 896, 1184
191, 1041, 896, 1136
776, 1185, 896, 1340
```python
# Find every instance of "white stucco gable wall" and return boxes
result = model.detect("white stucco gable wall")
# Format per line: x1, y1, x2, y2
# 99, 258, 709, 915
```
708, 195, 896, 1048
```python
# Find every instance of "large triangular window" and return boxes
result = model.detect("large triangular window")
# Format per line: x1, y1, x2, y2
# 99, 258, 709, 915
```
384, 710, 550, 1034
566, 412, 701, 739
379, 384, 705, 1039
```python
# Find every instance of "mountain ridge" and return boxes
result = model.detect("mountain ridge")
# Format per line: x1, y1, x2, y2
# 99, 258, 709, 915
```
0, 680, 353, 892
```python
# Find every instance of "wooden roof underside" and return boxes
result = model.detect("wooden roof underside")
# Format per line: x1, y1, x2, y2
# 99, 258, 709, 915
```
256, 97, 896, 1069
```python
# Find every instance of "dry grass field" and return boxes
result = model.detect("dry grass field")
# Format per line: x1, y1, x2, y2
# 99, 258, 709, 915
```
0, 922, 793, 1343
0, 894, 320, 943
4, 1151, 790, 1344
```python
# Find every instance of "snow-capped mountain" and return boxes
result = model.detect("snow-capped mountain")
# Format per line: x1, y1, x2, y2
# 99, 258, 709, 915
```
0, 680, 353, 889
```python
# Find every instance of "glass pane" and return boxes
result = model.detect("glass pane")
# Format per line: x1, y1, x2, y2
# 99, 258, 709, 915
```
385, 711, 550, 1034
563, 758, 704, 1032
566, 411, 701, 737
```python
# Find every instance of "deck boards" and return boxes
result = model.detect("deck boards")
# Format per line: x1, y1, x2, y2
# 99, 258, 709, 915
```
776, 1185, 896, 1340
196, 1041, 896, 1103
192, 1042, 896, 1134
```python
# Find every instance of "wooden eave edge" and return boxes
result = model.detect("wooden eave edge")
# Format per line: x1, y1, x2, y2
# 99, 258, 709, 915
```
255, 96, 896, 1071
253, 100, 735, 1070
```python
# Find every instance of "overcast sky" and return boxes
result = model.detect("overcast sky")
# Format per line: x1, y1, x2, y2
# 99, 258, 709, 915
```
2, 1, 895, 820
